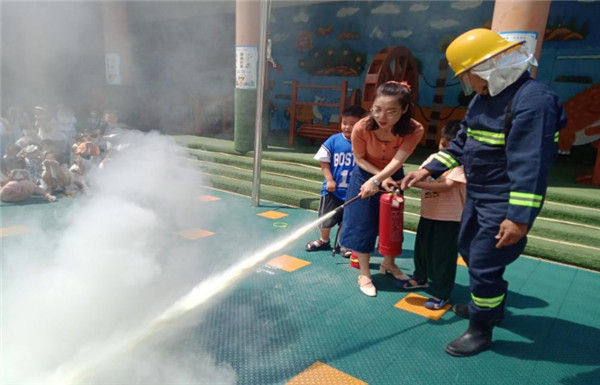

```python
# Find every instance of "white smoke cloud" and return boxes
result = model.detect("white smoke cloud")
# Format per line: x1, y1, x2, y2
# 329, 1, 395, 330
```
371, 3, 402, 14
430, 19, 460, 29
336, 7, 359, 18
451, 0, 483, 10
2, 130, 237, 384
90, 346, 237, 385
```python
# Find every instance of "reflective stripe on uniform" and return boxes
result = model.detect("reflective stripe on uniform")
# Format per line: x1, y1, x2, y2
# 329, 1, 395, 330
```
554, 131, 559, 143
467, 128, 506, 146
471, 293, 505, 308
433, 151, 460, 169
509, 191, 543, 208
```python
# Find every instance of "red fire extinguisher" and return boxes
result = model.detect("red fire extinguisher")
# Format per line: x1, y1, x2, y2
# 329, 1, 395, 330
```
378, 189, 404, 256
350, 251, 360, 269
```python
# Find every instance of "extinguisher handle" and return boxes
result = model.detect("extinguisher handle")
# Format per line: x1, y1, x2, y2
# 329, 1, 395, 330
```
389, 186, 403, 196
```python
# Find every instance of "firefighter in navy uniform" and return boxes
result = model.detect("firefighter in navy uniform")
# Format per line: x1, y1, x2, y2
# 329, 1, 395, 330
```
401, 29, 567, 357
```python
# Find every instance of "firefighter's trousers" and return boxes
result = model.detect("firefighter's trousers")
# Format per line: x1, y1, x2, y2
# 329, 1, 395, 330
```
459, 187, 527, 322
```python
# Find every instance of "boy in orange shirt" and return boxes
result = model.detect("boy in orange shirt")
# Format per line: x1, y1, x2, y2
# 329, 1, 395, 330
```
399, 121, 465, 309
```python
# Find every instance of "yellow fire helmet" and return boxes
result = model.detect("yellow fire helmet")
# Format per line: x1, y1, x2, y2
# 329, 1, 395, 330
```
446, 28, 521, 77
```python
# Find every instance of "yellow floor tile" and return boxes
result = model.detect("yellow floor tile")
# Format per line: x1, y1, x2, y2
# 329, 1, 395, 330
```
177, 228, 215, 240
0, 225, 29, 238
267, 254, 311, 272
256, 210, 289, 220
287, 361, 367, 385
394, 293, 451, 321
196, 195, 221, 202
457, 256, 467, 266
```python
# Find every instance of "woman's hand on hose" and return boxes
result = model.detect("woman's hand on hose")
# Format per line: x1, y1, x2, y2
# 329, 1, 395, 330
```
360, 178, 380, 198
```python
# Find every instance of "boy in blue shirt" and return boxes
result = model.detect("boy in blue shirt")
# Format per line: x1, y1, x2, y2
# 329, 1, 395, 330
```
306, 105, 366, 252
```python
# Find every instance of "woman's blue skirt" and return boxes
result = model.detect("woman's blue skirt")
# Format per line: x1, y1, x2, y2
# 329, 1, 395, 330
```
339, 165, 404, 254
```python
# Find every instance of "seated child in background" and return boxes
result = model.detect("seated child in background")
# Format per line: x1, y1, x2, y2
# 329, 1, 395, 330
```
399, 120, 466, 310
15, 128, 40, 149
1, 144, 27, 175
306, 105, 366, 253
1, 169, 56, 202
64, 162, 90, 195
74, 136, 102, 168
41, 152, 71, 193
18, 144, 44, 186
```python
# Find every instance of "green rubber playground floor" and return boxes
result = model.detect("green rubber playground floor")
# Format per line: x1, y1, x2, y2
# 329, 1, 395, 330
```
2, 188, 599, 385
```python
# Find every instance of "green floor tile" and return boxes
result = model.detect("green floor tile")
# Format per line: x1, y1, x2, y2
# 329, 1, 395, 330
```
2, 188, 598, 385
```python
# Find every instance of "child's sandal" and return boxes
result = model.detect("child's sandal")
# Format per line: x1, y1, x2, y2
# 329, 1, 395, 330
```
305, 239, 331, 251
397, 276, 429, 290
424, 297, 448, 310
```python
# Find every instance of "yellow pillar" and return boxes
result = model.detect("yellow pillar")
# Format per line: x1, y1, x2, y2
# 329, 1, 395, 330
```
491, 0, 552, 77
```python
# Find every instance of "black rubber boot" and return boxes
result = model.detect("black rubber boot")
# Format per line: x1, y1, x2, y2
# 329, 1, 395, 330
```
452, 303, 470, 319
452, 303, 505, 325
445, 319, 493, 357
453, 282, 508, 325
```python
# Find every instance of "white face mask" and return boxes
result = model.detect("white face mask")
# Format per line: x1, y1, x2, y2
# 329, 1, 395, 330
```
470, 45, 538, 96
460, 75, 474, 96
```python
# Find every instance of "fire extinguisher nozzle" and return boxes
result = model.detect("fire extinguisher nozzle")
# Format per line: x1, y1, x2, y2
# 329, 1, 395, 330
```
332, 194, 361, 214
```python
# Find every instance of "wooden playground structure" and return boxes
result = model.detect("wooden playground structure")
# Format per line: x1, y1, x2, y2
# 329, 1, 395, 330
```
288, 46, 420, 147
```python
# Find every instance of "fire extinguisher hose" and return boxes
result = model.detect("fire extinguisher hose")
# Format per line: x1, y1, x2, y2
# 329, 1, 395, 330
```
333, 193, 362, 214
332, 188, 398, 215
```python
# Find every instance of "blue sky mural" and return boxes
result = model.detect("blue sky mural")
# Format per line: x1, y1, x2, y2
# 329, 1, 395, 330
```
267, 0, 600, 132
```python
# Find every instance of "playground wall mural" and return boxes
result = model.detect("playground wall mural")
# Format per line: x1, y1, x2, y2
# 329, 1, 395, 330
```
267, 0, 600, 156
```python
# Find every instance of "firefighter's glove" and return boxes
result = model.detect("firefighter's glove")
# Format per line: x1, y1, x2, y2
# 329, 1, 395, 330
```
495, 219, 528, 248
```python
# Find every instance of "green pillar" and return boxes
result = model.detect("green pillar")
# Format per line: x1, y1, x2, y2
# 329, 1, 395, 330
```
101, 2, 134, 122
234, 88, 257, 154
234, 0, 260, 154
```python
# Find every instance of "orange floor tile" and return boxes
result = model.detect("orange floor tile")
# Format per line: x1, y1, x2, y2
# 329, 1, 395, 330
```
177, 228, 215, 240
267, 254, 311, 272
394, 293, 451, 321
287, 361, 367, 385
0, 225, 29, 238
256, 210, 289, 220
196, 195, 221, 202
